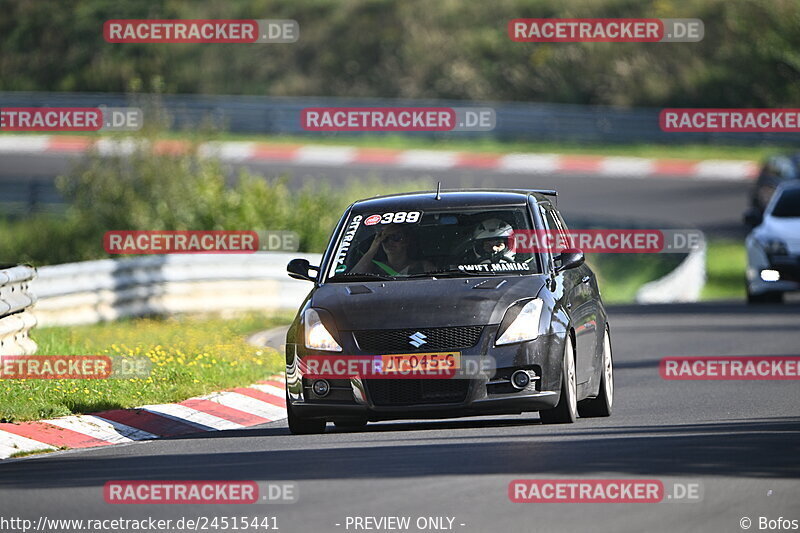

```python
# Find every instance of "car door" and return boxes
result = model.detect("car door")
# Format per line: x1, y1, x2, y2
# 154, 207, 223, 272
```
539, 202, 594, 385
552, 206, 601, 384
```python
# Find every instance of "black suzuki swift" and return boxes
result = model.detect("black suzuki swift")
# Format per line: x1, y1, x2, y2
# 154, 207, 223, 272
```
284, 189, 613, 434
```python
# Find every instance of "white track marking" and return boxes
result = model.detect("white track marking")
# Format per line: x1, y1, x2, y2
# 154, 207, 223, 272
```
0, 136, 50, 153
140, 404, 244, 431
599, 157, 655, 176
201, 391, 286, 421
295, 146, 356, 165
693, 160, 757, 180
45, 415, 156, 444
0, 430, 56, 459
498, 153, 560, 174
397, 150, 457, 169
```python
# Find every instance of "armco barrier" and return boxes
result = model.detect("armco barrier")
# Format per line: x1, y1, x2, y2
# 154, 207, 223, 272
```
25, 245, 701, 329
0, 265, 38, 355
31, 253, 322, 327
635, 241, 706, 304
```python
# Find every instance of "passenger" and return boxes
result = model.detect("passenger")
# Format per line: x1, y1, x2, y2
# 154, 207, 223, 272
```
353, 225, 434, 276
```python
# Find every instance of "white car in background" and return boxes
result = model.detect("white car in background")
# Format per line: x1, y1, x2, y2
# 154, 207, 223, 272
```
745, 182, 800, 303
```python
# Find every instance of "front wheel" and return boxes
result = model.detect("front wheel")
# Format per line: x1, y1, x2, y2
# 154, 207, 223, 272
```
578, 328, 613, 418
286, 394, 326, 435
540, 335, 577, 424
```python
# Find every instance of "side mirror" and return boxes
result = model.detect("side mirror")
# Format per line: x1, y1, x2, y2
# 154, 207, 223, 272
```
287, 258, 318, 282
743, 207, 762, 228
555, 248, 585, 273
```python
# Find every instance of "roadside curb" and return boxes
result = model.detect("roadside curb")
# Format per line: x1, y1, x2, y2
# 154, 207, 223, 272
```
0, 376, 286, 460
0, 135, 757, 181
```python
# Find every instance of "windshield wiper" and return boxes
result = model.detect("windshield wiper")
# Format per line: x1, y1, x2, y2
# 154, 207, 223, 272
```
328, 272, 394, 282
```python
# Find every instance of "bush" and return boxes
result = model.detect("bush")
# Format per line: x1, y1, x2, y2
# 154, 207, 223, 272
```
1, 124, 432, 266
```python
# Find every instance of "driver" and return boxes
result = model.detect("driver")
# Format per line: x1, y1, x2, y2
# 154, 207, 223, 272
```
468, 218, 516, 264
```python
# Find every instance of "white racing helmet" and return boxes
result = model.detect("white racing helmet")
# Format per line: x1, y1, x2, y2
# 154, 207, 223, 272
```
471, 218, 515, 262
473, 218, 514, 240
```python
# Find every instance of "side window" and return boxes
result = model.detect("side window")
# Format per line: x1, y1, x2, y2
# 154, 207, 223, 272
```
540, 202, 568, 241
553, 207, 570, 232
538, 202, 567, 269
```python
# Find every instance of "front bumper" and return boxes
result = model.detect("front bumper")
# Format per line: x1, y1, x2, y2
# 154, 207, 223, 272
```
286, 326, 565, 421
747, 254, 800, 295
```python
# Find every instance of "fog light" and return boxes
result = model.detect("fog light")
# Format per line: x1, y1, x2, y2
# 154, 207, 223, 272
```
511, 370, 531, 390
761, 269, 780, 282
312, 379, 330, 397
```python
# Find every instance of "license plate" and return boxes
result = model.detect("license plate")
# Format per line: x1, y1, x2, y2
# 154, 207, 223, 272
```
380, 352, 461, 374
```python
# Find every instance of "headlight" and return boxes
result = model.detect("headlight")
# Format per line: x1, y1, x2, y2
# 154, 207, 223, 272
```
496, 298, 544, 346
760, 238, 788, 255
304, 308, 342, 352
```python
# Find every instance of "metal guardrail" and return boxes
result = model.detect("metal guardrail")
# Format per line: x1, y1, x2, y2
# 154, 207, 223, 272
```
31, 253, 321, 327
635, 241, 707, 304
14, 242, 699, 332
0, 265, 38, 355
2, 91, 799, 145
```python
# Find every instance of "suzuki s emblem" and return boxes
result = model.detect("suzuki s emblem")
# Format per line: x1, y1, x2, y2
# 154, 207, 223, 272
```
409, 332, 428, 347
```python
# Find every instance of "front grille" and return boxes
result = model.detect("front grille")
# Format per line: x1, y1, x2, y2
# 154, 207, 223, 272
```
366, 379, 469, 406
353, 326, 484, 353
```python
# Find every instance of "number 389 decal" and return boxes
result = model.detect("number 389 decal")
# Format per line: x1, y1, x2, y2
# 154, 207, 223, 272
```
364, 211, 421, 225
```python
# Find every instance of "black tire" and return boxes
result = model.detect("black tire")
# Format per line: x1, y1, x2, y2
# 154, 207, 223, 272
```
286, 394, 326, 435
333, 418, 368, 429
578, 328, 613, 418
747, 290, 783, 304
540, 335, 578, 424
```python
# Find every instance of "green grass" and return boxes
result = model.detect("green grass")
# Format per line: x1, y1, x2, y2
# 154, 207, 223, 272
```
589, 240, 748, 304
0, 312, 292, 423
0, 131, 777, 161
702, 240, 747, 301
589, 252, 684, 304
7, 447, 64, 459
0, 240, 750, 423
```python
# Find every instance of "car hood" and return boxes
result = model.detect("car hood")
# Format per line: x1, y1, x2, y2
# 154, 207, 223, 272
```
759, 215, 800, 254
312, 275, 548, 330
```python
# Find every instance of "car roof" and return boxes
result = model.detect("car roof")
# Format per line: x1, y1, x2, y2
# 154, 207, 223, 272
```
769, 153, 800, 165
775, 180, 800, 193
350, 189, 557, 211
765, 181, 800, 214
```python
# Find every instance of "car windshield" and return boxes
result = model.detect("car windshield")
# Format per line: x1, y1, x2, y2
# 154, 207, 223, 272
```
326, 206, 540, 280
771, 188, 800, 218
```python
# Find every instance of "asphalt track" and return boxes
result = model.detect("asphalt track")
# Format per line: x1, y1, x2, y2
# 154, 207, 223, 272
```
2, 149, 796, 532
0, 303, 798, 533
0, 151, 751, 236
